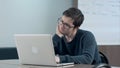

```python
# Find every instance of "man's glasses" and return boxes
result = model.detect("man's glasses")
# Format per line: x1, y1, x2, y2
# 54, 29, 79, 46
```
58, 18, 74, 29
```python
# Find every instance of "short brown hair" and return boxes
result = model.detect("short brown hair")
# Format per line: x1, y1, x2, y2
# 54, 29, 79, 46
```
63, 7, 84, 28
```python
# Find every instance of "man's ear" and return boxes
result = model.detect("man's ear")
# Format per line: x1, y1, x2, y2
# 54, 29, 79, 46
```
74, 26, 79, 29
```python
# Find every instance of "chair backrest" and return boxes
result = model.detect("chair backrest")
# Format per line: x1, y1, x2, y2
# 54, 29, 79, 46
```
93, 63, 111, 68
99, 51, 109, 64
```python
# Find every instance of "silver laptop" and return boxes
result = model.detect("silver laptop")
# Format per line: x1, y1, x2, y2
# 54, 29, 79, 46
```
14, 34, 74, 67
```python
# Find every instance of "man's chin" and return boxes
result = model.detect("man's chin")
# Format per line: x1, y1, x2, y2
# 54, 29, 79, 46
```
61, 32, 67, 36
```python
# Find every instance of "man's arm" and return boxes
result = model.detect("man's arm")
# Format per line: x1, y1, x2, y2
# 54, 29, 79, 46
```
52, 34, 62, 63
59, 32, 97, 64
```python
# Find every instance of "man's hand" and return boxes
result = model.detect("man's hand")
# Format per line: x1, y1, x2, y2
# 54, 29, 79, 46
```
55, 55, 60, 63
56, 24, 63, 37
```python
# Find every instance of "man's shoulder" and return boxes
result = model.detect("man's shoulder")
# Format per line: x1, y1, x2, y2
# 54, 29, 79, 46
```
77, 29, 95, 40
78, 29, 93, 35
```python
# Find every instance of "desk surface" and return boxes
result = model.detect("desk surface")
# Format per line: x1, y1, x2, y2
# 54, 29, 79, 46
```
0, 60, 94, 68
0, 60, 119, 68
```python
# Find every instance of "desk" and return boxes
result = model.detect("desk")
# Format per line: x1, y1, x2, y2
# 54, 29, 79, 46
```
0, 60, 119, 68
0, 60, 94, 68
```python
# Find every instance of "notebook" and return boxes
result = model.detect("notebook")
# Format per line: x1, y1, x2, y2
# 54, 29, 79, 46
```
14, 34, 74, 67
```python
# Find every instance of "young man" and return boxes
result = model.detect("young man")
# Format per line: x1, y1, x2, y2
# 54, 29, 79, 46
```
52, 7, 101, 64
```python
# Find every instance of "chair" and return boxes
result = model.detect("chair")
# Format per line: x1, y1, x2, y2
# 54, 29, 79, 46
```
99, 51, 109, 64
0, 47, 18, 60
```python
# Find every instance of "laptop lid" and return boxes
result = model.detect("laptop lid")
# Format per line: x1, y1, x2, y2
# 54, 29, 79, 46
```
14, 34, 58, 66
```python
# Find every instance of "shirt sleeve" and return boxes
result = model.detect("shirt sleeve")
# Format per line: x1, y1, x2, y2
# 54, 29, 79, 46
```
52, 34, 62, 54
59, 32, 97, 64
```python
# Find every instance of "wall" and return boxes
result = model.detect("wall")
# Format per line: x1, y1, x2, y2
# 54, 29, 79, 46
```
0, 0, 73, 47
99, 45, 120, 66
78, 0, 120, 45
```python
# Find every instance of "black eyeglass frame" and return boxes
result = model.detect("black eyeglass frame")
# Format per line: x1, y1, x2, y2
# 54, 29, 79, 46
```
57, 18, 74, 28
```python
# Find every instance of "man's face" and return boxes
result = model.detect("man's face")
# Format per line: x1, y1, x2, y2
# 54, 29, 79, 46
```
58, 15, 74, 35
